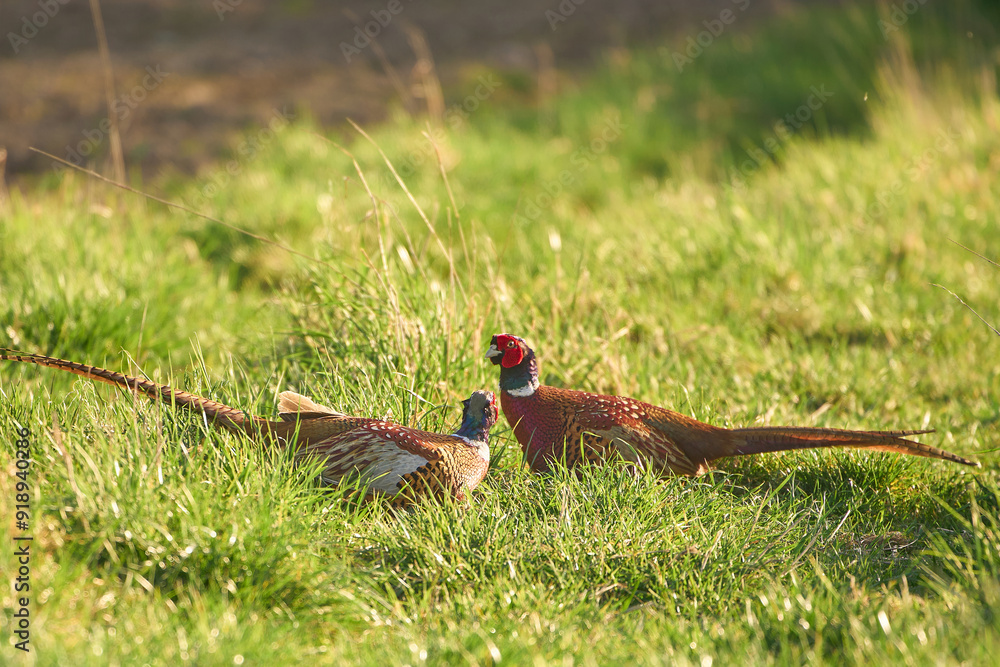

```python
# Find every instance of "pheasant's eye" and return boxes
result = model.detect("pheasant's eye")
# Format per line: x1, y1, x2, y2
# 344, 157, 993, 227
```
506, 341, 516, 349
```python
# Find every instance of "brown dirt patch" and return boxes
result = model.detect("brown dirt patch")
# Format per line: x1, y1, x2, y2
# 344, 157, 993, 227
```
1, 0, 794, 184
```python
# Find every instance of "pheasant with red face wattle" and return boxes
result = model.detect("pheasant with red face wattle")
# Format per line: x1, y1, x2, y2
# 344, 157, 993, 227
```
2, 350, 499, 506
485, 334, 979, 475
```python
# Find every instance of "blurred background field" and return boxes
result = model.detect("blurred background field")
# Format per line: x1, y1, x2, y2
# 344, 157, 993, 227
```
1, 1, 999, 664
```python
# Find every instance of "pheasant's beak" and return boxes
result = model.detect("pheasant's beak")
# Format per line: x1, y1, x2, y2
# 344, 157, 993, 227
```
485, 344, 502, 362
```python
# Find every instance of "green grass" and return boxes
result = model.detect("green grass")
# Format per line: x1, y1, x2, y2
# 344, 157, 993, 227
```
2, 1, 1000, 663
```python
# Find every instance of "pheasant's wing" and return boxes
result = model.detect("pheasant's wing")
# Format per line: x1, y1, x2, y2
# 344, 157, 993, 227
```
569, 392, 709, 475
385, 431, 488, 504
301, 422, 458, 494
634, 403, 734, 474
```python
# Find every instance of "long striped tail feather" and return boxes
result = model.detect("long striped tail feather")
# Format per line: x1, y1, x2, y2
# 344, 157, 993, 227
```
726, 425, 979, 467
1, 349, 283, 440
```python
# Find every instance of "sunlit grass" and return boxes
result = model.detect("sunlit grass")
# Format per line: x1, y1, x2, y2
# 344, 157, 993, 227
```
1, 1, 999, 664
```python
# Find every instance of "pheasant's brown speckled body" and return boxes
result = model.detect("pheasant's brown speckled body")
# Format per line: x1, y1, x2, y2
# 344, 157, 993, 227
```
2, 351, 497, 506
500, 384, 723, 474
486, 334, 980, 475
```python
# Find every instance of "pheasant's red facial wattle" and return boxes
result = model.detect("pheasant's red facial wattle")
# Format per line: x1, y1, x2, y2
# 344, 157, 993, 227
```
500, 339, 524, 368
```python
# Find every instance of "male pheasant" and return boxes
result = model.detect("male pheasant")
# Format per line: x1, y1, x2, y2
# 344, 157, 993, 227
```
2, 350, 498, 506
485, 334, 979, 475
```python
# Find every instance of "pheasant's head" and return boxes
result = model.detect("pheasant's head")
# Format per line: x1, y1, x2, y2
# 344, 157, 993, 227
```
456, 390, 499, 461
462, 390, 499, 430
485, 333, 531, 368
486, 333, 540, 396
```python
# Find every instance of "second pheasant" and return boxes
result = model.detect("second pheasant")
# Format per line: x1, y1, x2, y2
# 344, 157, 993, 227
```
485, 333, 979, 475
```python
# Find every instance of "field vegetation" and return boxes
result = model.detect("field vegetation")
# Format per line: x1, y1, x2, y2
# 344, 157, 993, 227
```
1, 1, 999, 663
